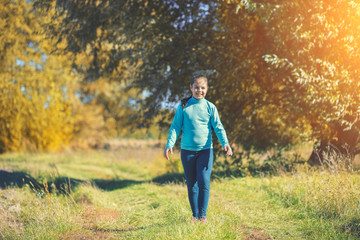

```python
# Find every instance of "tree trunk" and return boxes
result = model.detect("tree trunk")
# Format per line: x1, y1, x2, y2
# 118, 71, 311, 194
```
308, 123, 360, 166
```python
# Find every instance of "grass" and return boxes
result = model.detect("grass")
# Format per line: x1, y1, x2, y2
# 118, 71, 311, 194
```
1, 142, 360, 239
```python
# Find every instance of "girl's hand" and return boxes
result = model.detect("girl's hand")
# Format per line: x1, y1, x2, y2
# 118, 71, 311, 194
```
224, 145, 233, 156
164, 148, 173, 160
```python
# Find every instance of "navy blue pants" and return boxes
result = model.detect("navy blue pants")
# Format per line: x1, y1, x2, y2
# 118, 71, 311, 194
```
181, 149, 213, 218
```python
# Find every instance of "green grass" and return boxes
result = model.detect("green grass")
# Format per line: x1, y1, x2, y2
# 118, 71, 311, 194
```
1, 145, 360, 239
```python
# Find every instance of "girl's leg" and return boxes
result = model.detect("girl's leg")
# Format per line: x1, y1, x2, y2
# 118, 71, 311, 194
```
181, 149, 199, 218
196, 149, 213, 218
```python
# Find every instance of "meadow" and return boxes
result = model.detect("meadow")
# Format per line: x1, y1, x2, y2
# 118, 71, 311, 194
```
1, 140, 360, 240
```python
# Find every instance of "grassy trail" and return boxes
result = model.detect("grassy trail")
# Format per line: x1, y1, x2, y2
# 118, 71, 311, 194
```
0, 145, 359, 239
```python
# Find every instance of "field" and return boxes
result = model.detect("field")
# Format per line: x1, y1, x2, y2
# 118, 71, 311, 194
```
1, 140, 360, 240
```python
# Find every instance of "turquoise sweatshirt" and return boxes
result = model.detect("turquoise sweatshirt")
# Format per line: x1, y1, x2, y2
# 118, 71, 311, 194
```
165, 96, 229, 151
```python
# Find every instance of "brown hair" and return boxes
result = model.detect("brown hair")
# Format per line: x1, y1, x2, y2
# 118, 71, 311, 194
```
190, 75, 208, 86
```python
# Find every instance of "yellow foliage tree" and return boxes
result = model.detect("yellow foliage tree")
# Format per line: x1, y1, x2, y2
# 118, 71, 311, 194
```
0, 0, 77, 152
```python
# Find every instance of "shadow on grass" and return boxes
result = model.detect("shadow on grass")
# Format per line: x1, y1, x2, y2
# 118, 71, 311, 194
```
0, 170, 43, 191
341, 218, 360, 238
48, 177, 144, 193
0, 169, 235, 193
92, 179, 143, 191
151, 172, 185, 184
52, 173, 187, 192
0, 169, 187, 193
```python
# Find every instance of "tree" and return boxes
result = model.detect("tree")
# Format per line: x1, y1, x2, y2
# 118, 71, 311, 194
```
0, 0, 77, 151
206, 1, 309, 153
259, 0, 360, 163
33, 0, 310, 153
35, 0, 153, 134
212, 0, 360, 163
34, 0, 360, 164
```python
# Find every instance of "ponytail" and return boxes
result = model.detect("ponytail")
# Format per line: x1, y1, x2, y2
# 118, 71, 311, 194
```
181, 96, 192, 109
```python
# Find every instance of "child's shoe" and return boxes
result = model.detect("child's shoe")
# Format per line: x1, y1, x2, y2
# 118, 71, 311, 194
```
199, 217, 207, 222
190, 217, 197, 223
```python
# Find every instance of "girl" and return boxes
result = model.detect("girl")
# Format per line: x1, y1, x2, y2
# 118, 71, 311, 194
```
164, 75, 233, 223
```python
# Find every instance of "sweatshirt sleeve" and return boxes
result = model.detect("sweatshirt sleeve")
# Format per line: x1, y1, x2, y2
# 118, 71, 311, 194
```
210, 105, 229, 148
165, 104, 183, 149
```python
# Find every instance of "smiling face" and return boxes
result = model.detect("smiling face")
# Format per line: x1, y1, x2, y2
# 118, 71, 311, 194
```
190, 77, 208, 100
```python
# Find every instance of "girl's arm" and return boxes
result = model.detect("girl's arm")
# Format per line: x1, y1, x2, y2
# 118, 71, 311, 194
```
211, 106, 233, 156
164, 104, 183, 160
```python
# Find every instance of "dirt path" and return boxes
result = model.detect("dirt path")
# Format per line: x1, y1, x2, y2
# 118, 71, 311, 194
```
60, 178, 309, 240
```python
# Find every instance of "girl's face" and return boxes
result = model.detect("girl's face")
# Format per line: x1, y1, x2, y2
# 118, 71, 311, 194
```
190, 78, 208, 100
